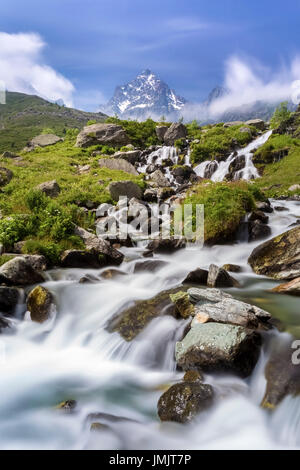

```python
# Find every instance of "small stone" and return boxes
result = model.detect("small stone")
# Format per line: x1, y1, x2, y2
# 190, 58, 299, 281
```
27, 286, 55, 323
207, 264, 239, 288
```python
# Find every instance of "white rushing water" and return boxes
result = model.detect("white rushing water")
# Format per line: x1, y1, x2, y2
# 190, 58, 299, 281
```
0, 199, 299, 449
195, 131, 273, 181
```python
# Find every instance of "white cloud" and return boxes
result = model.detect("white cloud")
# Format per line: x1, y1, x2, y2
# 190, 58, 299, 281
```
0, 32, 75, 107
209, 55, 300, 116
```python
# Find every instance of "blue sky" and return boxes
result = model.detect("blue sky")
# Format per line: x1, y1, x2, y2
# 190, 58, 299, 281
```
1, 0, 300, 110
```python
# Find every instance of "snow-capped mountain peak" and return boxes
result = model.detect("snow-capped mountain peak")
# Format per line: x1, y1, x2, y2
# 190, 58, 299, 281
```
105, 69, 186, 119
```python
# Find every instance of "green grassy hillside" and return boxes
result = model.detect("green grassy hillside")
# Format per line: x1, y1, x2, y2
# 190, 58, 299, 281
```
0, 92, 107, 153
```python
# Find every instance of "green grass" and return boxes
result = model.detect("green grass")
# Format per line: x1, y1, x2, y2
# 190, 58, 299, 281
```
105, 117, 160, 148
184, 181, 258, 243
0, 254, 15, 266
253, 134, 298, 164
190, 124, 257, 164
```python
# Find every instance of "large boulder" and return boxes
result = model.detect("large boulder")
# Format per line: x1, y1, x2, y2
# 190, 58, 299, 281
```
73, 226, 124, 265
245, 119, 265, 130
0, 287, 22, 315
76, 123, 130, 148
0, 257, 45, 286
146, 237, 186, 254
112, 150, 141, 165
36, 180, 61, 198
164, 123, 187, 146
108, 181, 143, 201
24, 134, 63, 151
61, 250, 106, 269
261, 337, 300, 409
156, 126, 168, 141
248, 226, 300, 280
98, 158, 138, 175
27, 285, 55, 323
149, 169, 170, 187
157, 381, 214, 423
176, 322, 262, 377
0, 167, 13, 187
183, 268, 208, 285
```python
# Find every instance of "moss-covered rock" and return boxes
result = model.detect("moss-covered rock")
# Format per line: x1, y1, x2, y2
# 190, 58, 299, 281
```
107, 287, 186, 341
157, 381, 214, 423
169, 291, 195, 319
27, 285, 55, 323
248, 226, 300, 280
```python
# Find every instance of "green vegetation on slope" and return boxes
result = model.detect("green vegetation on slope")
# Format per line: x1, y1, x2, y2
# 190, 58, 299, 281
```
0, 92, 107, 153
105, 117, 160, 148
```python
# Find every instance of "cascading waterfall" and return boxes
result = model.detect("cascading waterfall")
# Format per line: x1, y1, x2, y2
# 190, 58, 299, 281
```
0, 199, 299, 449
194, 130, 273, 181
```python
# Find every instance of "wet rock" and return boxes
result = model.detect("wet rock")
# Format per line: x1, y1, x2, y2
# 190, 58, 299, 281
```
203, 161, 218, 179
61, 250, 108, 269
0, 287, 21, 315
169, 291, 195, 319
248, 226, 300, 280
176, 323, 261, 377
248, 220, 271, 241
36, 180, 61, 198
108, 181, 143, 201
79, 274, 101, 284
0, 257, 45, 286
74, 226, 124, 265
133, 259, 167, 274
261, 338, 300, 409
0, 315, 10, 333
76, 123, 130, 148
191, 297, 271, 330
164, 123, 187, 146
188, 287, 233, 305
27, 286, 55, 323
56, 400, 77, 413
256, 200, 273, 213
146, 237, 186, 254
226, 155, 245, 180
101, 268, 126, 279
98, 158, 138, 176
207, 264, 239, 288
156, 126, 168, 141
171, 166, 195, 184
143, 188, 158, 202
150, 169, 170, 188
107, 287, 184, 341
222, 264, 242, 273
274, 205, 289, 212
183, 268, 208, 285
157, 381, 214, 423
272, 277, 300, 296
249, 210, 269, 224
183, 370, 203, 383
0, 167, 13, 187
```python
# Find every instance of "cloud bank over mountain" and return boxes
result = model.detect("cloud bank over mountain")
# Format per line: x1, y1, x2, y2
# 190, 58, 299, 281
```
0, 32, 74, 107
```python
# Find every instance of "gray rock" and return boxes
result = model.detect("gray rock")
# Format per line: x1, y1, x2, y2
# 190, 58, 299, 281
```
188, 287, 233, 305
74, 226, 124, 265
164, 123, 187, 146
98, 158, 138, 175
150, 169, 170, 187
25, 134, 63, 151
76, 123, 130, 148
248, 226, 300, 280
156, 126, 168, 141
289, 184, 300, 192
249, 210, 269, 224
157, 381, 214, 423
0, 167, 13, 187
147, 237, 186, 254
207, 264, 239, 288
108, 180, 143, 201
239, 127, 252, 135
223, 121, 244, 128
183, 268, 208, 285
256, 201, 273, 213
0, 257, 45, 286
245, 119, 265, 130
248, 220, 271, 241
36, 180, 60, 198
113, 150, 141, 165
176, 323, 261, 377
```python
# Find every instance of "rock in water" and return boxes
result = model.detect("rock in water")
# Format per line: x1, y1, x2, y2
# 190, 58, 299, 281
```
27, 286, 55, 323
176, 323, 261, 377
207, 264, 239, 288
183, 268, 208, 285
272, 277, 300, 296
157, 382, 214, 423
169, 291, 195, 319
0, 257, 45, 286
248, 226, 300, 280
0, 287, 22, 315
76, 123, 130, 148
